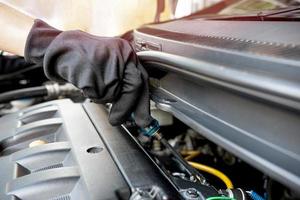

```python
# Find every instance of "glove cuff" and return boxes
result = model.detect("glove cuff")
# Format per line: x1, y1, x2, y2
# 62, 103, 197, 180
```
24, 19, 62, 65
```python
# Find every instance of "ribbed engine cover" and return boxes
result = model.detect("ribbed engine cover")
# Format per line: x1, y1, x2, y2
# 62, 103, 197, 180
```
0, 99, 128, 200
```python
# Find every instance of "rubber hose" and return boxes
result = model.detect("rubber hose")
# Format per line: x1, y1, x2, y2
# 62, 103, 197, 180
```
0, 86, 48, 103
188, 161, 234, 189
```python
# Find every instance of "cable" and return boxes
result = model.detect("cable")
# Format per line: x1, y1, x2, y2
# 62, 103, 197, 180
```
206, 197, 235, 200
0, 86, 47, 103
0, 64, 41, 81
182, 150, 201, 161
180, 150, 233, 189
188, 161, 234, 189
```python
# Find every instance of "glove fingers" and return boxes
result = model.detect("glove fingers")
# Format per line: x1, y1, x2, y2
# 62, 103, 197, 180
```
108, 62, 143, 126
132, 62, 153, 128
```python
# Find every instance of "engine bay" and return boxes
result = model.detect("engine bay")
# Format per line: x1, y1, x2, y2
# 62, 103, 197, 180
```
0, 7, 300, 199
0, 97, 298, 200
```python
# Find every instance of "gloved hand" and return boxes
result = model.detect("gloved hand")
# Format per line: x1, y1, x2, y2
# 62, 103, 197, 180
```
24, 19, 153, 128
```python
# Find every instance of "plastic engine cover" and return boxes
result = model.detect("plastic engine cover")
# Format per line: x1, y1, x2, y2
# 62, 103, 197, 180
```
0, 99, 129, 200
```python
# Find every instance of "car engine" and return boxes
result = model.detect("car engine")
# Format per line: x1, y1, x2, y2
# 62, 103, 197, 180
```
1, 3, 300, 200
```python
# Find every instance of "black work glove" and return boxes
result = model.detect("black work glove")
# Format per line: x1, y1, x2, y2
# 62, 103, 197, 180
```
24, 19, 153, 128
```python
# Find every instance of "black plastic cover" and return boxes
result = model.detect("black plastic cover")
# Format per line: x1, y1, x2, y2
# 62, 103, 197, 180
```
134, 19, 300, 192
0, 99, 128, 200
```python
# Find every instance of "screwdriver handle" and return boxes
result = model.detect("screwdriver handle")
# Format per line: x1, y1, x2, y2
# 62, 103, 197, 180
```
137, 118, 207, 184
139, 119, 160, 137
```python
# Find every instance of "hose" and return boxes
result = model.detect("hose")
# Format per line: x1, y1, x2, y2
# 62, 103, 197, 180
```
181, 150, 201, 161
181, 150, 234, 189
188, 161, 234, 189
0, 83, 81, 103
0, 86, 47, 103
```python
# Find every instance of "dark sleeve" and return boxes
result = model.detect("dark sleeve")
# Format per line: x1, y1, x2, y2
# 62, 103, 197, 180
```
24, 19, 62, 67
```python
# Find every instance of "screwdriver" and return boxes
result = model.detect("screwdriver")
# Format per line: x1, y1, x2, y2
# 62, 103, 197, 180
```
139, 119, 206, 184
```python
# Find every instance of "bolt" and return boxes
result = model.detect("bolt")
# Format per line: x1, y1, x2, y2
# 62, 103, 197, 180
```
190, 175, 196, 182
186, 188, 199, 198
